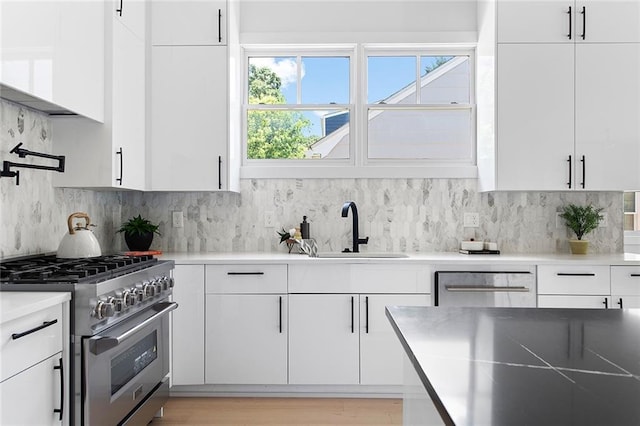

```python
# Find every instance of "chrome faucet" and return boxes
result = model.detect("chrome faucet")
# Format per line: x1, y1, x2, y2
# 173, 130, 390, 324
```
341, 201, 369, 253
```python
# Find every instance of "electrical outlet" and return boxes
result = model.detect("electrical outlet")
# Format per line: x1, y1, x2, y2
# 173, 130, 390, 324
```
463, 212, 480, 228
600, 212, 608, 227
172, 211, 184, 228
264, 211, 276, 228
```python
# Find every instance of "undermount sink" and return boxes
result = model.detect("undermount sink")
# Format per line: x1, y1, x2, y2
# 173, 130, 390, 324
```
315, 252, 409, 258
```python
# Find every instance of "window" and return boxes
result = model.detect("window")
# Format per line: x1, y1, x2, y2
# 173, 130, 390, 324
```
242, 45, 475, 177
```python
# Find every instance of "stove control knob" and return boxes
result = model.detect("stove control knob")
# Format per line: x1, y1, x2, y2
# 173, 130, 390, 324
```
158, 277, 169, 291
126, 290, 138, 306
95, 301, 115, 319
133, 288, 144, 302
107, 296, 124, 313
143, 282, 156, 298
168, 277, 175, 288
117, 289, 134, 308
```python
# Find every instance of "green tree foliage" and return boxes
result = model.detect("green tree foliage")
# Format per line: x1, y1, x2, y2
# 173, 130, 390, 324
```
247, 65, 315, 159
424, 56, 453, 74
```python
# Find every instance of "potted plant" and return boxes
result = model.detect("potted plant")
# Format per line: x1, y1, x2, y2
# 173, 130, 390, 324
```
117, 215, 161, 251
559, 204, 604, 254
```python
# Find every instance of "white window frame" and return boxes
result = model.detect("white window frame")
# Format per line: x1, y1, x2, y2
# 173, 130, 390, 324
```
240, 43, 477, 179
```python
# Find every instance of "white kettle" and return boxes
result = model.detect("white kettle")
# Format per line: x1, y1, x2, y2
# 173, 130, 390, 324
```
57, 212, 102, 258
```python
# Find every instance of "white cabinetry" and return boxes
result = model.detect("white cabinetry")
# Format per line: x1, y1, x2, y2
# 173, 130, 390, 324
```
52, 0, 146, 190
537, 264, 611, 308
204, 265, 288, 384
1, 294, 69, 426
171, 265, 205, 385
610, 266, 640, 309
0, 1, 104, 121
478, 0, 640, 191
149, 0, 238, 192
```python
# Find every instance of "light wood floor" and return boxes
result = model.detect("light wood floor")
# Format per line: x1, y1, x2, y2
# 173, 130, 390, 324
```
150, 397, 402, 426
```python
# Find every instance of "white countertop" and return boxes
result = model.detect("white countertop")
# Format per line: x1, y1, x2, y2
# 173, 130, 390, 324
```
160, 251, 640, 266
0, 292, 71, 324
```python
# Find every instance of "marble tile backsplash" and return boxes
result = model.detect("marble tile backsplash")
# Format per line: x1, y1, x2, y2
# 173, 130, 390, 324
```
121, 180, 623, 255
1, 100, 121, 259
1, 99, 624, 257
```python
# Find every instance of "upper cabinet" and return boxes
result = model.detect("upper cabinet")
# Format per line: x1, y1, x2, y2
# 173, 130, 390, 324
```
0, 0, 104, 121
478, 0, 640, 191
151, 0, 227, 45
148, 0, 239, 191
497, 1, 640, 43
52, 0, 146, 190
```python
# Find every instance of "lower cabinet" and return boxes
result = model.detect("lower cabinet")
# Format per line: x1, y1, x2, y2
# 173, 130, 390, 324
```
171, 264, 205, 385
205, 294, 287, 384
538, 295, 611, 309
537, 264, 611, 309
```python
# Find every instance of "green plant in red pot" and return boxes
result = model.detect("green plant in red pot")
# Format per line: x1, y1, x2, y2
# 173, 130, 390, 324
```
559, 204, 604, 255
117, 215, 161, 251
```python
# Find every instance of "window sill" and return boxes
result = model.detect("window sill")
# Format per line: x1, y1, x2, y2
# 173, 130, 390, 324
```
240, 165, 478, 179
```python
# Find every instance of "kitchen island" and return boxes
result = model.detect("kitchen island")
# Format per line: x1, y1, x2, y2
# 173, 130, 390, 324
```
386, 306, 640, 425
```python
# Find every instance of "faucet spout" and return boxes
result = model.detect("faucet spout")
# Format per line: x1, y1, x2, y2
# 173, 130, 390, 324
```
341, 201, 369, 253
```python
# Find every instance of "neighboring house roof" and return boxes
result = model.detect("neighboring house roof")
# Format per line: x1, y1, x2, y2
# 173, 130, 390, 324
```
307, 56, 469, 159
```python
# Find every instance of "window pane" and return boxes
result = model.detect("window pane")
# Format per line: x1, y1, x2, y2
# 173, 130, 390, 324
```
367, 56, 417, 104
301, 57, 349, 104
624, 192, 636, 213
420, 56, 470, 104
367, 109, 472, 160
247, 108, 349, 159
248, 57, 297, 104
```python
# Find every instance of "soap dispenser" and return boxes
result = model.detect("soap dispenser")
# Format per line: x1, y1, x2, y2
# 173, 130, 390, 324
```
300, 216, 310, 239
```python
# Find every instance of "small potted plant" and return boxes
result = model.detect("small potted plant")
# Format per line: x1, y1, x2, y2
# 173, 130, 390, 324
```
559, 204, 604, 254
117, 215, 161, 251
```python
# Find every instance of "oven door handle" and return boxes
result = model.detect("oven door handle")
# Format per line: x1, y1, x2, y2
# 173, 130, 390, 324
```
90, 302, 178, 355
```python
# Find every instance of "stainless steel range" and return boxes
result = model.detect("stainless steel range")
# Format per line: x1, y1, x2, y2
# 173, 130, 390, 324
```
0, 254, 176, 425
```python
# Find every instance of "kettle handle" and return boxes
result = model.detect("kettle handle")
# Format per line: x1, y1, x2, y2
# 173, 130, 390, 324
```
67, 212, 91, 235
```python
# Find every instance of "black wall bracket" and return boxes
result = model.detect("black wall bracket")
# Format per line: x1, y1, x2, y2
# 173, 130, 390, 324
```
0, 143, 66, 185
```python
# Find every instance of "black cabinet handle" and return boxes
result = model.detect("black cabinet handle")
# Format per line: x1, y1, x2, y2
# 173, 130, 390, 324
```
630, 274, 640, 277
580, 155, 585, 188
278, 296, 282, 333
365, 296, 369, 334
556, 273, 595, 277
618, 298, 623, 309
227, 272, 264, 276
603, 297, 608, 309
567, 6, 572, 39
116, 148, 123, 186
218, 155, 222, 190
116, 0, 123, 16
350, 296, 354, 334
11, 319, 58, 340
218, 9, 222, 43
581, 6, 586, 40
54, 358, 64, 421
567, 155, 572, 188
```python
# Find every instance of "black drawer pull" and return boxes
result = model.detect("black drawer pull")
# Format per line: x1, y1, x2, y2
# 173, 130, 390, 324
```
11, 319, 58, 340
556, 273, 596, 277
227, 272, 265, 276
630, 274, 640, 277
54, 358, 64, 420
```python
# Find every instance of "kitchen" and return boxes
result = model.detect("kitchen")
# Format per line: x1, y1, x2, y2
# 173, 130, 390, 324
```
1, 0, 639, 425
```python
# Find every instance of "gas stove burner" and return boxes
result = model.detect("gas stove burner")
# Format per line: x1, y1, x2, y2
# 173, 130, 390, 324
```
0, 253, 158, 284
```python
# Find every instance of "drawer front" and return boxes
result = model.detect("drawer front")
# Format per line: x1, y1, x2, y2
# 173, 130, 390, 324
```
206, 264, 287, 294
611, 266, 640, 295
288, 264, 431, 294
538, 295, 611, 309
1, 303, 63, 382
537, 265, 610, 295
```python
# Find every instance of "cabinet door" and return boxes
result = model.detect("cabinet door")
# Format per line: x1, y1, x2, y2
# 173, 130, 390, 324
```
112, 18, 146, 190
538, 295, 610, 308
575, 43, 640, 190
496, 43, 575, 190
537, 265, 611, 295
205, 294, 287, 384
0, 354, 62, 426
288, 294, 359, 385
610, 296, 640, 309
150, 46, 228, 191
151, 0, 227, 45
360, 294, 430, 386
497, 1, 574, 43
576, 1, 640, 42
171, 265, 205, 385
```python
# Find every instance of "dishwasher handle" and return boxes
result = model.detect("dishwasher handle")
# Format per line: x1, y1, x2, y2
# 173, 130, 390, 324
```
444, 285, 530, 292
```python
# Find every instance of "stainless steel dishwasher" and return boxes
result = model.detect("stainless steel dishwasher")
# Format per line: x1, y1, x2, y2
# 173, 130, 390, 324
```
435, 269, 536, 307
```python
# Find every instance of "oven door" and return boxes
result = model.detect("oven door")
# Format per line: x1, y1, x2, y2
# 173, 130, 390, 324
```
83, 301, 177, 426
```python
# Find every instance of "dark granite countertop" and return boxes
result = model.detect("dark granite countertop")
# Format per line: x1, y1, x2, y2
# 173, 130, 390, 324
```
386, 306, 640, 426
